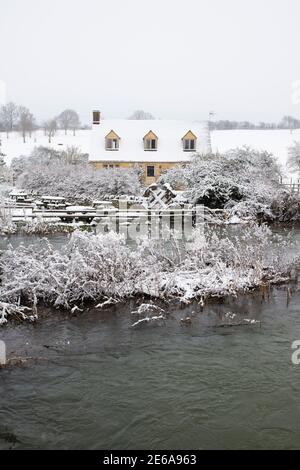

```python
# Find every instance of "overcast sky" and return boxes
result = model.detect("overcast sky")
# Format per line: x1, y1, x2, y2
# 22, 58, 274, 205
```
1, 0, 300, 124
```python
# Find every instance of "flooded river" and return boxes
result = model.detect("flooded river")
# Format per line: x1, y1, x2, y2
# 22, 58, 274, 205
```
1, 228, 300, 449
1, 287, 300, 449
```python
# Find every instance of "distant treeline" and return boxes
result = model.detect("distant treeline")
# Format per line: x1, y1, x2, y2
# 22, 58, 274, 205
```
211, 116, 300, 130
0, 102, 90, 143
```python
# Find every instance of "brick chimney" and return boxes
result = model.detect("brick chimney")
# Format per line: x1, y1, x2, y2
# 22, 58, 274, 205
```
93, 110, 101, 125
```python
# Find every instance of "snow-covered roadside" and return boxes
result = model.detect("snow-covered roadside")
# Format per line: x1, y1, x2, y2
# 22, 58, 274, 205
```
0, 224, 295, 325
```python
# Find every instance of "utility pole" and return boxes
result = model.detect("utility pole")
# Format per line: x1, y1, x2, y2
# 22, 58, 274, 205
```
207, 111, 216, 154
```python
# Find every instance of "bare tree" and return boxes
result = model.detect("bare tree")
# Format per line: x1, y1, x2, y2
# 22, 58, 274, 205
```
71, 112, 80, 136
18, 106, 35, 143
128, 110, 155, 120
279, 116, 300, 133
0, 102, 19, 138
58, 109, 80, 135
62, 146, 88, 164
44, 119, 57, 143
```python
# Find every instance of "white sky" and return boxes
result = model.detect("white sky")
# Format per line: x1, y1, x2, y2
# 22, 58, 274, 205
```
1, 0, 300, 124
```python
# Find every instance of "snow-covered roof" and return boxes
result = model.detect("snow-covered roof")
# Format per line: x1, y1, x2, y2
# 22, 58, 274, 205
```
10, 189, 28, 196
41, 196, 65, 201
90, 119, 210, 163
66, 206, 95, 212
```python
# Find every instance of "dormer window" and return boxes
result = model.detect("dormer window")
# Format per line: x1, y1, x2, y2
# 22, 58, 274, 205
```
105, 130, 120, 151
184, 139, 195, 151
182, 131, 197, 152
143, 130, 158, 151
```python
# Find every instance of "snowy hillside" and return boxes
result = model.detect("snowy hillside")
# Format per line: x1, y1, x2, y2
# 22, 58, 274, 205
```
1, 128, 299, 181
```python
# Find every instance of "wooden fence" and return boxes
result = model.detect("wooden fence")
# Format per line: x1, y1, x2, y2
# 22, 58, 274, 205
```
280, 183, 300, 194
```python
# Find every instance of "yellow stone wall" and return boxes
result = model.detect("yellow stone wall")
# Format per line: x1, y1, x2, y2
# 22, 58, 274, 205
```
90, 161, 182, 185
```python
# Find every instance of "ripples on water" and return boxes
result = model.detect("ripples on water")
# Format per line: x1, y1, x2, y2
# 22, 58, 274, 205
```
1, 287, 300, 450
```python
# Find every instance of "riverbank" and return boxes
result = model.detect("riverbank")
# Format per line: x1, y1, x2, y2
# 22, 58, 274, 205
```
0, 223, 297, 325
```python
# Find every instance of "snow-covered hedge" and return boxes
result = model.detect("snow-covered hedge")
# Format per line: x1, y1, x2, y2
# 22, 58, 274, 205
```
159, 147, 283, 220
0, 224, 294, 324
12, 146, 142, 201
271, 193, 300, 222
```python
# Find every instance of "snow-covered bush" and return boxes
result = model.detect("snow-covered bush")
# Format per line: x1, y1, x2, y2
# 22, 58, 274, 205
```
18, 165, 142, 202
12, 146, 88, 174
287, 141, 300, 175
159, 147, 282, 219
0, 198, 17, 234
0, 151, 11, 184
12, 146, 142, 201
18, 221, 74, 235
224, 200, 274, 222
0, 224, 294, 324
270, 193, 300, 222
0, 232, 139, 311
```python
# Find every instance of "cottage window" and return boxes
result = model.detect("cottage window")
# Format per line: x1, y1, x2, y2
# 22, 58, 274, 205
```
143, 131, 158, 151
106, 138, 119, 150
147, 165, 155, 177
105, 130, 120, 151
183, 139, 196, 151
144, 139, 157, 151
182, 131, 197, 152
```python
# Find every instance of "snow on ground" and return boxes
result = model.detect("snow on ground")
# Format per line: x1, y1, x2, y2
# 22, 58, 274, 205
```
1, 128, 300, 182
0, 130, 90, 165
212, 129, 300, 181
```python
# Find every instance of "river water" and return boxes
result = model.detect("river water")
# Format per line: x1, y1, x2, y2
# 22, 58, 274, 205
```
1, 229, 300, 449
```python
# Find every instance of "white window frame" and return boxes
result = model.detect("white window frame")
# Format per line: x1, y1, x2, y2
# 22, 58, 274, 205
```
183, 139, 196, 151
144, 138, 157, 151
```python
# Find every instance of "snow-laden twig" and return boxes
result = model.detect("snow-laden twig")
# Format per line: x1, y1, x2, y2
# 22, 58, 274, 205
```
131, 315, 166, 328
95, 297, 120, 309
131, 303, 165, 316
0, 302, 35, 325
70, 305, 83, 314
217, 319, 262, 328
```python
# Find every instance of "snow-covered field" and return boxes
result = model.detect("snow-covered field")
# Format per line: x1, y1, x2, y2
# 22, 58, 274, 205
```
1, 128, 299, 180
0, 130, 90, 165
212, 129, 300, 180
